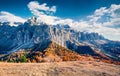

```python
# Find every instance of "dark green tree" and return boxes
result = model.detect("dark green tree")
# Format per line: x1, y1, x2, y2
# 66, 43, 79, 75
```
18, 55, 27, 62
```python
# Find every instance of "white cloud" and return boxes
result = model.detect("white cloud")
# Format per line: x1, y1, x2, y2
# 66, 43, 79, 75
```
28, 1, 120, 41
0, 11, 26, 25
88, 4, 120, 28
28, 1, 75, 26
28, 1, 56, 16
85, 4, 120, 40
28, 1, 58, 25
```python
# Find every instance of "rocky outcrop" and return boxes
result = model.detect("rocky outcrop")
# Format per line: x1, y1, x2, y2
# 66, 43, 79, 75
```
0, 17, 120, 61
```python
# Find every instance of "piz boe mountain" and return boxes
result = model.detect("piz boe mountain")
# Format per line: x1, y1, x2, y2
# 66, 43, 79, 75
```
0, 17, 120, 62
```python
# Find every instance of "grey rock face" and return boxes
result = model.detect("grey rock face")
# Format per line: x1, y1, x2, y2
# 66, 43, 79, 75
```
0, 18, 119, 61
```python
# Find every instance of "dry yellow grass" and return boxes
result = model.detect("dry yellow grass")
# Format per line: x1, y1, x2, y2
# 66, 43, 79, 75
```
0, 61, 120, 76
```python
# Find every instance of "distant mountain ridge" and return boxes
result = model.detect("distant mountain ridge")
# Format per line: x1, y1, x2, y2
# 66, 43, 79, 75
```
0, 17, 120, 61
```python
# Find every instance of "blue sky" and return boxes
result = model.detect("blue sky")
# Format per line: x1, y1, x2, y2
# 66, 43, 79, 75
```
0, 0, 120, 19
0, 0, 120, 41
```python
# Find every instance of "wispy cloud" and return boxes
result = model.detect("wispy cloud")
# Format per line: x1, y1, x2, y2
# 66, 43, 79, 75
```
28, 1, 56, 16
28, 1, 59, 25
0, 11, 26, 25
88, 4, 120, 28
85, 4, 120, 40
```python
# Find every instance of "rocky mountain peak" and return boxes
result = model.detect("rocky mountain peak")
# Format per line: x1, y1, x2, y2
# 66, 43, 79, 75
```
0, 19, 119, 61
26, 17, 38, 26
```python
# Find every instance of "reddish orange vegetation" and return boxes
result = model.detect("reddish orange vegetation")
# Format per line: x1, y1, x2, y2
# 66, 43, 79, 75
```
44, 42, 96, 62
1, 42, 120, 65
100, 59, 120, 65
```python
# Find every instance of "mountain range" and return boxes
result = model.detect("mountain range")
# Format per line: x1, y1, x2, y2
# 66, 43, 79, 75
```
0, 17, 120, 62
